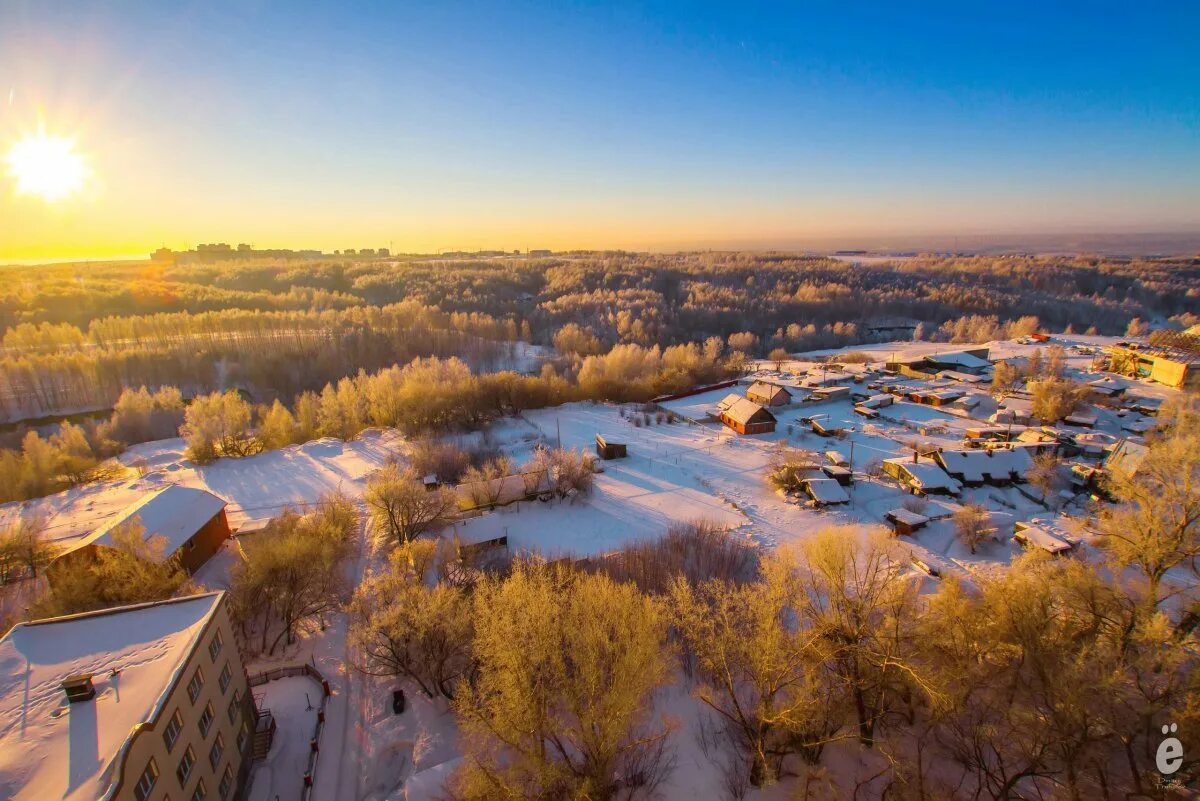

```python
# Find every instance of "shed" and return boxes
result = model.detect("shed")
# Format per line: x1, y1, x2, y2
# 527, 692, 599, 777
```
883, 458, 961, 496
719, 398, 777, 435
1013, 522, 1073, 555
595, 434, 628, 460
821, 464, 853, 486
824, 450, 849, 467
802, 478, 850, 506
746, 381, 793, 407
885, 508, 930, 536
1064, 413, 1098, 428
50, 485, 230, 579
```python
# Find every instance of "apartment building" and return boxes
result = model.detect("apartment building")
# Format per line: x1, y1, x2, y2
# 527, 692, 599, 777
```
0, 592, 258, 801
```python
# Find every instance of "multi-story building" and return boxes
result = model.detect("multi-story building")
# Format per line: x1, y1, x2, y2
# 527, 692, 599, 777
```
0, 592, 258, 801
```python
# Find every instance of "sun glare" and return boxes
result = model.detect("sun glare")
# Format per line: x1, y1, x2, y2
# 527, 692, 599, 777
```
4, 134, 88, 202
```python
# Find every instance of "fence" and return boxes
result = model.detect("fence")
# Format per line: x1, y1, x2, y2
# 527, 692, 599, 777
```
247, 662, 331, 801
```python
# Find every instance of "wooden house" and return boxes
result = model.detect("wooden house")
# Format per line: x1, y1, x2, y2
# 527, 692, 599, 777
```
746, 381, 793, 407
719, 398, 777, 435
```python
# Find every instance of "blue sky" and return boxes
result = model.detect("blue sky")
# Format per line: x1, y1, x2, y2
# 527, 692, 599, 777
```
1, 1, 1198, 257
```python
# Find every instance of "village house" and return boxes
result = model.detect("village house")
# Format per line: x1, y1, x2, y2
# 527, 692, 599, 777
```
883, 457, 961, 495
934, 447, 1035, 486
719, 398, 777, 435
1104, 439, 1149, 479
0, 592, 259, 801
49, 486, 231, 581
745, 380, 793, 407
886, 347, 991, 378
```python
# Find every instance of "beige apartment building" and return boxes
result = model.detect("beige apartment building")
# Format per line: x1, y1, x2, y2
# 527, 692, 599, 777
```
0, 592, 259, 801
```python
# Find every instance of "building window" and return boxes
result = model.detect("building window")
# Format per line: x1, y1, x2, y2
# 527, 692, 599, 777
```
163, 708, 184, 752
219, 765, 234, 800
236, 721, 249, 755
187, 666, 205, 704
218, 662, 232, 694
227, 690, 241, 725
176, 745, 196, 787
208, 631, 223, 662
190, 778, 206, 801
209, 733, 225, 770
198, 702, 215, 738
134, 758, 158, 801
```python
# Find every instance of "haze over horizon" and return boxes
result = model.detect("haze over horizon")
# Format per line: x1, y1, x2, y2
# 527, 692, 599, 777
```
2, 1, 1199, 261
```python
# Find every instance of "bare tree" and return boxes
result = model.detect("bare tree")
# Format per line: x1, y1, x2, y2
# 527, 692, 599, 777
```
365, 463, 458, 544
953, 504, 993, 554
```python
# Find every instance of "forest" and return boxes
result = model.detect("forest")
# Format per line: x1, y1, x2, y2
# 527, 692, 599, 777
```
1, 252, 1197, 424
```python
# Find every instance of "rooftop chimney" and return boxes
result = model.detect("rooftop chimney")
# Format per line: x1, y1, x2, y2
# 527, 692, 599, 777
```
61, 674, 96, 704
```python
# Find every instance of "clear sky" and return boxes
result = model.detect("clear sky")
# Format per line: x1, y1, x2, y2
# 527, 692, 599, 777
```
1, 1, 1198, 260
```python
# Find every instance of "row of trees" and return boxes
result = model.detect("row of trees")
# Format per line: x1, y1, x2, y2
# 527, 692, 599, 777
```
346, 522, 1198, 800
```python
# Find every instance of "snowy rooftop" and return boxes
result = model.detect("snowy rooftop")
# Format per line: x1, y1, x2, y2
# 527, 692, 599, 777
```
884, 458, 961, 492
722, 397, 772, 425
926, 351, 991, 370
0, 593, 224, 801
803, 478, 850, 505
936, 447, 1034, 483
79, 485, 227, 560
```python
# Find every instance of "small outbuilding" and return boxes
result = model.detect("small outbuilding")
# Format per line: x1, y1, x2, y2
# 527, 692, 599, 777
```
883, 458, 962, 496
821, 465, 853, 486
802, 478, 850, 506
50, 485, 230, 579
719, 398, 777, 435
1013, 521, 1073, 555
886, 508, 930, 536
746, 381, 793, 407
595, 434, 628, 460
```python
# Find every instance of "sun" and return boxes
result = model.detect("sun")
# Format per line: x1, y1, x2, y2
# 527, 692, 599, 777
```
4, 133, 89, 202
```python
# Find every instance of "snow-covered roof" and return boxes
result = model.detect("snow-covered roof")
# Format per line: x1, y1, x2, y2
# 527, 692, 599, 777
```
0, 593, 224, 801
886, 508, 929, 526
1105, 439, 1149, 477
78, 485, 227, 560
936, 370, 985, 383
884, 459, 961, 493
936, 448, 1034, 483
926, 351, 991, 370
722, 398, 774, 426
1014, 525, 1073, 554
746, 381, 791, 402
803, 479, 850, 505
716, 393, 742, 411
1064, 413, 1098, 427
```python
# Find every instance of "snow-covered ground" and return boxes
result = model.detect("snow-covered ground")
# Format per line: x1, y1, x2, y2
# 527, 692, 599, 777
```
247, 675, 324, 801
2, 332, 1192, 801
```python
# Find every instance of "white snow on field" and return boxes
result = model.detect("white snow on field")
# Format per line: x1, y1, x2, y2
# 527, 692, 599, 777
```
0, 429, 403, 553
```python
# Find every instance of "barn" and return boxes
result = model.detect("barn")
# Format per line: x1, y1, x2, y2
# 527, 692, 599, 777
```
746, 381, 793, 407
719, 398, 777, 435
50, 485, 231, 580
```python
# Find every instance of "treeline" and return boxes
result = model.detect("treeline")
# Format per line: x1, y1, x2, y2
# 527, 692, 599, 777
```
0, 301, 526, 421
0, 343, 734, 502
3, 252, 1197, 420
5, 253, 1197, 345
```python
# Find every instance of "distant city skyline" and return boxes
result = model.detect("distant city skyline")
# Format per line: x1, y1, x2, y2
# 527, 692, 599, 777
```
2, 1, 1198, 261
